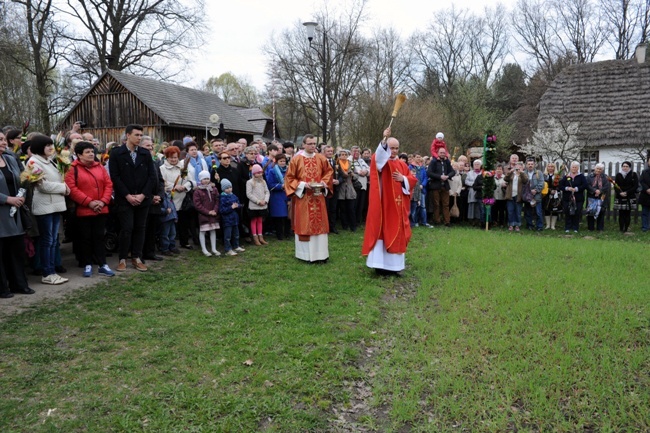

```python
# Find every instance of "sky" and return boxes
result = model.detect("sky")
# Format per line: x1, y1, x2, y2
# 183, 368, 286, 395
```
188, 0, 517, 91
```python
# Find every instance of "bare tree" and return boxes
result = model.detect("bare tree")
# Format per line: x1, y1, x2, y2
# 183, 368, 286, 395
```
265, 1, 369, 146
10, 0, 65, 133
59, 0, 205, 81
0, 17, 40, 128
410, 6, 473, 95
601, 0, 645, 59
471, 4, 510, 82
344, 27, 411, 147
553, 0, 608, 63
511, 0, 565, 80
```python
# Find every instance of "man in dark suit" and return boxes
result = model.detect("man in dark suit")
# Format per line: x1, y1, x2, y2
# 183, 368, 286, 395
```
323, 145, 339, 233
109, 124, 157, 272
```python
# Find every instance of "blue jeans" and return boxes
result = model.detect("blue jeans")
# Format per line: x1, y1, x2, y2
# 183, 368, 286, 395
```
642, 205, 650, 231
410, 201, 418, 226
223, 225, 240, 251
36, 213, 61, 277
159, 220, 177, 252
418, 191, 428, 225
524, 200, 544, 230
506, 199, 522, 227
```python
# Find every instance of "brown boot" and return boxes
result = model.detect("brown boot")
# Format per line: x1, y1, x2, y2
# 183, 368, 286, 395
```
258, 234, 268, 245
252, 234, 262, 246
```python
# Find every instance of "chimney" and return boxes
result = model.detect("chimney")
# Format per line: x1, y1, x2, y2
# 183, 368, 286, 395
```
635, 43, 648, 64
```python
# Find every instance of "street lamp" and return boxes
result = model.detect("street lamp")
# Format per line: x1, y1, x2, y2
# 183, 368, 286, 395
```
303, 20, 328, 145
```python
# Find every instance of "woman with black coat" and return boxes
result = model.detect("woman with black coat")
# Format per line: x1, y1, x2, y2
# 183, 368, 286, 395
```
559, 161, 588, 233
614, 161, 639, 233
0, 131, 34, 298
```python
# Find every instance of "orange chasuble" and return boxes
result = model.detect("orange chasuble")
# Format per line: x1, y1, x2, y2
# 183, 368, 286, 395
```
284, 153, 333, 238
362, 154, 417, 255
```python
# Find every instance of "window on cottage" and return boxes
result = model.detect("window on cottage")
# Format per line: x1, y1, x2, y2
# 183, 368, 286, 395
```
580, 151, 599, 172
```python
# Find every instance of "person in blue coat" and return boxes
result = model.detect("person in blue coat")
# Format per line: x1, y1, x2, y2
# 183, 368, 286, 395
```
265, 153, 290, 239
219, 178, 246, 256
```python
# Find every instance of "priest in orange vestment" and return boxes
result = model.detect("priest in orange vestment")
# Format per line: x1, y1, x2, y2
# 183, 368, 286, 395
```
362, 128, 417, 274
284, 134, 334, 263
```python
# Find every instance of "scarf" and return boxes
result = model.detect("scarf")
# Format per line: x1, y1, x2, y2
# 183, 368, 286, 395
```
591, 174, 603, 189
198, 183, 214, 201
272, 164, 285, 183
619, 169, 629, 179
339, 159, 350, 172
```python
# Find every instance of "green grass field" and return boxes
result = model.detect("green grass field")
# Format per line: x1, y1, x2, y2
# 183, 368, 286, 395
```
0, 224, 648, 432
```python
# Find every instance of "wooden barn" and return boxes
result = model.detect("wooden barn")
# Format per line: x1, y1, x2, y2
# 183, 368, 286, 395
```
57, 69, 258, 146
537, 46, 650, 169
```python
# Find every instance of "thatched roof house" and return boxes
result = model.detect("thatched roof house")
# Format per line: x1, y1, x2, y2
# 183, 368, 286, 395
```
233, 107, 281, 142
537, 53, 650, 167
58, 70, 257, 146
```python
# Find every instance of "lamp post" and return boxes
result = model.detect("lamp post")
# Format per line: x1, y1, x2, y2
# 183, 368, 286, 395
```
303, 21, 328, 145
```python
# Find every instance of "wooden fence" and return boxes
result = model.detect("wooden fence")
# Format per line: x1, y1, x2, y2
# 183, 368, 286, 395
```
536, 161, 646, 223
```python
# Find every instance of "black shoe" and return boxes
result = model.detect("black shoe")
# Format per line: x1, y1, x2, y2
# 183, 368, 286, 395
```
161, 250, 174, 256
0, 292, 14, 298
180, 244, 193, 250
170, 248, 181, 254
55, 265, 67, 274
12, 287, 35, 295
143, 255, 164, 261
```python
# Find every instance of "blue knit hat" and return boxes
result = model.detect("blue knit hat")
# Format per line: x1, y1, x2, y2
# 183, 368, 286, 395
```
220, 178, 232, 190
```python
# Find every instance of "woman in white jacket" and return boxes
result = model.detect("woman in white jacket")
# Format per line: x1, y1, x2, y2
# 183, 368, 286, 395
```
159, 145, 195, 249
27, 134, 70, 285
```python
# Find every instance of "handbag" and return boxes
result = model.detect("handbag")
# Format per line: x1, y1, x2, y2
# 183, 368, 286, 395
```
568, 196, 577, 215
180, 190, 195, 211
450, 196, 460, 218
584, 197, 602, 217
522, 182, 534, 203
352, 175, 362, 190
19, 205, 33, 232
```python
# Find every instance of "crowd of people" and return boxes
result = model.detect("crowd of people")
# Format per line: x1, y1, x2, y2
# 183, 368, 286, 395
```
1, 123, 649, 298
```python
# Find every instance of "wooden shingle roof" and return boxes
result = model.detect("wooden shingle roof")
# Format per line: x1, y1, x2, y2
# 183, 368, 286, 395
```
234, 107, 271, 135
107, 70, 257, 134
538, 59, 650, 148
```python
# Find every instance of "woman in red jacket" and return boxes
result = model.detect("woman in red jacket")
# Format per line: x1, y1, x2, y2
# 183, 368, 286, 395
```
64, 141, 115, 277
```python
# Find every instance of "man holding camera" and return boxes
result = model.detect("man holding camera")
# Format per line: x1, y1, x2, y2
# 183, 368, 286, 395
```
504, 161, 529, 232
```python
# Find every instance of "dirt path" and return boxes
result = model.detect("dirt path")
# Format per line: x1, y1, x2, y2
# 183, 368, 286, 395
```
0, 242, 159, 321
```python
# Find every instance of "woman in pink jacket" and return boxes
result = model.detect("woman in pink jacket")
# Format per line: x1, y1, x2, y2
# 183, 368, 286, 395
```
65, 141, 115, 277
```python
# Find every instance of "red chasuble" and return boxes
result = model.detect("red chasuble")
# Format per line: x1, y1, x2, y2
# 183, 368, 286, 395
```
362, 155, 416, 255
284, 153, 333, 239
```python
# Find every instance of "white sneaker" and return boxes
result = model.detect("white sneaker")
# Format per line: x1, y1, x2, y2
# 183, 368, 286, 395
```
226, 250, 237, 256
234, 247, 245, 252
202, 250, 212, 257
54, 274, 69, 284
42, 274, 66, 285
211, 250, 221, 256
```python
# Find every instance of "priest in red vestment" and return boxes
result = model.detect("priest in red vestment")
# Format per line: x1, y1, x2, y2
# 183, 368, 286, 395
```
362, 128, 417, 275
284, 134, 334, 263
